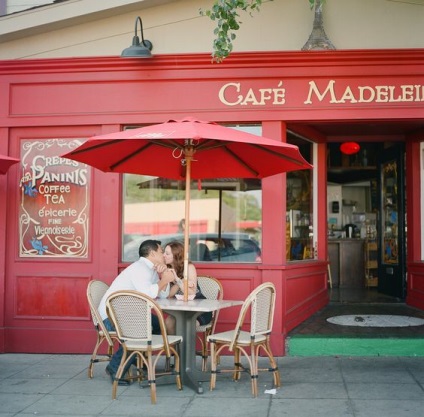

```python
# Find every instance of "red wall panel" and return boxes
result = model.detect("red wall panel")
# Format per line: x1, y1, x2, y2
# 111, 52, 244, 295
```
15, 276, 88, 318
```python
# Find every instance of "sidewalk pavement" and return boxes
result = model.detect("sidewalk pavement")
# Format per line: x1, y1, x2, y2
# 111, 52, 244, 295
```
1, 353, 424, 417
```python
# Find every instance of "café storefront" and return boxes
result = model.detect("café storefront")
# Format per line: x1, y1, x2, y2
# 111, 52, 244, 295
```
0, 49, 423, 355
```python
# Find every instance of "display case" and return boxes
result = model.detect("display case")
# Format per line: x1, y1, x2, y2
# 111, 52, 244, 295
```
364, 238, 378, 287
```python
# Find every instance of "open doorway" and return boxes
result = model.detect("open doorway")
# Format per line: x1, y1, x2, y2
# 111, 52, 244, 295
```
327, 142, 406, 303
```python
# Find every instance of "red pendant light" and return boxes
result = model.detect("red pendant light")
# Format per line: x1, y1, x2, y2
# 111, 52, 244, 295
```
340, 142, 360, 155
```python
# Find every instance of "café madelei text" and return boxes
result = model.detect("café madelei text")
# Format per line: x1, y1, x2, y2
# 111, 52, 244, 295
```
218, 80, 424, 106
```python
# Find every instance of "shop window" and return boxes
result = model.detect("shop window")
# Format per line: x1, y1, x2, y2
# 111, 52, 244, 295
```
121, 125, 263, 263
286, 137, 314, 261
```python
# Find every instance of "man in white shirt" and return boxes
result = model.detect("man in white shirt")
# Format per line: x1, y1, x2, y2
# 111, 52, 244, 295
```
99, 239, 175, 385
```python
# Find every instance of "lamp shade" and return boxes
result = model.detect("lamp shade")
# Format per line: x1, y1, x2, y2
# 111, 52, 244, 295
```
121, 38, 153, 58
340, 142, 360, 155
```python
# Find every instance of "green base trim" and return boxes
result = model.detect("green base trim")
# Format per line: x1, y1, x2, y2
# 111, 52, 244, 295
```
288, 336, 424, 356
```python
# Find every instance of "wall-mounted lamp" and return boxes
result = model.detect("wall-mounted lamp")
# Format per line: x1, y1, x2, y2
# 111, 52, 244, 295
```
340, 142, 360, 155
121, 16, 153, 58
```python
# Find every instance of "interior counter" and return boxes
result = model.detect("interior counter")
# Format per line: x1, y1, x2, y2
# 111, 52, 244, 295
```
328, 239, 365, 288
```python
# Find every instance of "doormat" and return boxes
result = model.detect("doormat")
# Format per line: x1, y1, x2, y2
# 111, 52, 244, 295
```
326, 315, 424, 327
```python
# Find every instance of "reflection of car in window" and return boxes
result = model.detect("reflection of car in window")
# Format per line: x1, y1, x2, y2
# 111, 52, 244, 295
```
123, 233, 261, 263
190, 242, 212, 261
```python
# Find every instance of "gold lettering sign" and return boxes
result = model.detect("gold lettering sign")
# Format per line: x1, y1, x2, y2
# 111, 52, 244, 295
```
218, 80, 424, 107
305, 81, 424, 104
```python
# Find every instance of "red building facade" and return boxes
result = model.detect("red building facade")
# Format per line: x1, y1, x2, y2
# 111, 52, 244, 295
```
0, 49, 423, 355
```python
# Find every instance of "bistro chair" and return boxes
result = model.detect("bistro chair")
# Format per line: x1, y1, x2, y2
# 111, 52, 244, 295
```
86, 279, 119, 379
207, 282, 281, 397
106, 290, 183, 404
196, 275, 224, 371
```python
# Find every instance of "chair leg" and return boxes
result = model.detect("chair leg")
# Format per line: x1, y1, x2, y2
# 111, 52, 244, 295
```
170, 345, 183, 390
196, 330, 210, 372
202, 328, 214, 371
263, 342, 281, 388
111, 363, 122, 400
88, 337, 101, 378
256, 341, 281, 390
209, 341, 217, 391
272, 359, 281, 388
111, 378, 119, 400
134, 354, 145, 383
233, 348, 242, 381
165, 356, 171, 372
146, 351, 157, 404
88, 335, 107, 379
201, 333, 208, 372
112, 350, 131, 400
250, 346, 258, 398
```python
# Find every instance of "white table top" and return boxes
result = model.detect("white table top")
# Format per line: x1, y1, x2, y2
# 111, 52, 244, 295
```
156, 298, 243, 312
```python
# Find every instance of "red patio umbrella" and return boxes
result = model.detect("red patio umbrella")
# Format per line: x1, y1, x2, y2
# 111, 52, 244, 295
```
62, 117, 312, 300
0, 154, 19, 175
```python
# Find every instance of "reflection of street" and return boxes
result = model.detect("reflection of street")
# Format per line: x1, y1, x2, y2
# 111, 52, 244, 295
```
123, 178, 263, 263
124, 199, 220, 236
123, 197, 262, 262
123, 232, 261, 264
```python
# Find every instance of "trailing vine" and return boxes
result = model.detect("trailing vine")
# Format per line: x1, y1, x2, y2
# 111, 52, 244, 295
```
200, 0, 324, 62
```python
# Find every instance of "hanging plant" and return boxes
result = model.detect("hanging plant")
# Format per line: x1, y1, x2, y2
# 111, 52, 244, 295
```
200, 0, 264, 63
200, 0, 325, 62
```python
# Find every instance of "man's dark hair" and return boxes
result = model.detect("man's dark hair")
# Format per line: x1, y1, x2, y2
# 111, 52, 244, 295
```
139, 239, 162, 258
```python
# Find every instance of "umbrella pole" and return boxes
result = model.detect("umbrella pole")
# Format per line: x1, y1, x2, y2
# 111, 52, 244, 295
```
183, 148, 193, 302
